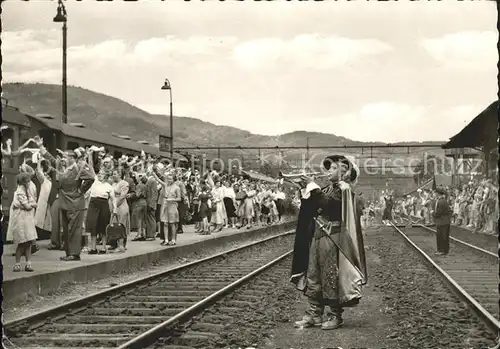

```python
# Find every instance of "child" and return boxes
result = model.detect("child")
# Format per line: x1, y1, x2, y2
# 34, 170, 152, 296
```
198, 185, 212, 235
260, 190, 271, 225
267, 195, 279, 225
8, 173, 38, 272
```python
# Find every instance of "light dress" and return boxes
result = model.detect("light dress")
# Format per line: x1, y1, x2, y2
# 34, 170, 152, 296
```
34, 171, 52, 232
243, 190, 256, 219
161, 183, 180, 224
7, 185, 38, 244
210, 187, 226, 225
113, 180, 130, 235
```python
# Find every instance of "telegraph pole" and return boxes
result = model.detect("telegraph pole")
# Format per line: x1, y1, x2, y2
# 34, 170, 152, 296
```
306, 137, 310, 171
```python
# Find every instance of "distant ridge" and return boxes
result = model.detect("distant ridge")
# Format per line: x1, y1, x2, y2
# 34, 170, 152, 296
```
2, 82, 445, 165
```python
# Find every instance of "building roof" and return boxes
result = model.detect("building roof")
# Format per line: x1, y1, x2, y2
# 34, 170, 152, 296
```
26, 114, 187, 162
2, 105, 32, 127
442, 101, 499, 150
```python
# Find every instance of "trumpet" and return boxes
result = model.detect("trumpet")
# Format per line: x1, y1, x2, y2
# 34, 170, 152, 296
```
278, 171, 329, 183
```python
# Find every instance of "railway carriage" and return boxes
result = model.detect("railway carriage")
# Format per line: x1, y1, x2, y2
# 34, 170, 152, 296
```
1, 104, 187, 239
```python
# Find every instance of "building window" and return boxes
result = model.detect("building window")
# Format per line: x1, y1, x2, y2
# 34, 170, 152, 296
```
67, 141, 79, 151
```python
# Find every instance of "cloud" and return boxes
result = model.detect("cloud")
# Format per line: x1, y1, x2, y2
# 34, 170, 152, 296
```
2, 26, 494, 143
420, 31, 498, 70
2, 30, 130, 78
231, 34, 392, 70
331, 102, 485, 142
245, 102, 481, 143
317, 102, 429, 143
2, 29, 239, 83
1, 29, 60, 54
72, 40, 129, 63
134, 36, 238, 63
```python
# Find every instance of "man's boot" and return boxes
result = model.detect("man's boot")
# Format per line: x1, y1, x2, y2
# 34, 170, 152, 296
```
322, 306, 343, 330
294, 299, 323, 328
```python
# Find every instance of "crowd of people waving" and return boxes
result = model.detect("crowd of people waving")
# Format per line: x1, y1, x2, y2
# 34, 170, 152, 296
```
391, 176, 498, 235
2, 136, 290, 272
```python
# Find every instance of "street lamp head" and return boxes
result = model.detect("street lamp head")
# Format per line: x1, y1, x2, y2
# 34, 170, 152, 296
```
53, 2, 67, 23
161, 79, 171, 90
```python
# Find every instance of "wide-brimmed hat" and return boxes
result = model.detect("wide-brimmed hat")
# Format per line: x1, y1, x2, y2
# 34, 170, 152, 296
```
322, 154, 359, 184
322, 155, 349, 169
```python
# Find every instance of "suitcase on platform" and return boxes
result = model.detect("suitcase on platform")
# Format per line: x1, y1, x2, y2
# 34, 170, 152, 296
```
106, 214, 127, 251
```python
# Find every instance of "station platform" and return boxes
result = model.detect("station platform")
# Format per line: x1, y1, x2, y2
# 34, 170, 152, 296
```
3, 220, 296, 304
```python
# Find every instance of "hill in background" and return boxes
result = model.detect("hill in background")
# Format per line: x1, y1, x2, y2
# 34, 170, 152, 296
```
2, 82, 445, 173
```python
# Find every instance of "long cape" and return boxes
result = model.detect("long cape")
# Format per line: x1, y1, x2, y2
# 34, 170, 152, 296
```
290, 183, 368, 294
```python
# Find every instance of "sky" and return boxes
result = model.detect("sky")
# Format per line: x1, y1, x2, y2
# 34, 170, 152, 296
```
2, 1, 498, 143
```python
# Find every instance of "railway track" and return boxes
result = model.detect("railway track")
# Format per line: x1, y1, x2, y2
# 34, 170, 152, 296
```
399, 213, 498, 254
148, 256, 292, 349
4, 231, 295, 349
390, 222, 499, 337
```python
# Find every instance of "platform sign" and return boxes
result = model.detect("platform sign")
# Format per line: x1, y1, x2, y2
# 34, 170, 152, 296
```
159, 135, 171, 152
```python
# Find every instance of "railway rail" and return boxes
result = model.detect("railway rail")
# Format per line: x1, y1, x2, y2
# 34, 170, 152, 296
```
390, 221, 499, 337
147, 256, 292, 349
398, 213, 498, 254
4, 231, 295, 349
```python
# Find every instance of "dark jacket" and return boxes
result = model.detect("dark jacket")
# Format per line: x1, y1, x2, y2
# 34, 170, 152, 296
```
433, 197, 451, 225
41, 149, 94, 210
290, 183, 367, 286
146, 176, 158, 209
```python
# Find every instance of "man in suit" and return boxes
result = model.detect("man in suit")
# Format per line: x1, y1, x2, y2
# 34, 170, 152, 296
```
145, 169, 159, 240
176, 175, 188, 234
39, 145, 95, 261
47, 173, 63, 250
124, 169, 137, 231
433, 188, 452, 255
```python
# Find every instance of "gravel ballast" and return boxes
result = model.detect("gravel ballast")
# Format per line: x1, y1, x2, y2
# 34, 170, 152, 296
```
187, 226, 498, 349
447, 224, 498, 254
7, 223, 497, 349
372, 227, 496, 349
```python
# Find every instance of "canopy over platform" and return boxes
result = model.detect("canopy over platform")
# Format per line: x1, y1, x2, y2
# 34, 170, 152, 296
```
442, 101, 498, 180
442, 101, 498, 150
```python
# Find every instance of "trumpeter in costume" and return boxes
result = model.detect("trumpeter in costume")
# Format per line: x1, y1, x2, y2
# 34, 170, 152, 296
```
290, 155, 367, 330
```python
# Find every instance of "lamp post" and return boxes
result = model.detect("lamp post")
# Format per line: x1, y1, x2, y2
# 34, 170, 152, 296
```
161, 78, 174, 165
53, 0, 68, 124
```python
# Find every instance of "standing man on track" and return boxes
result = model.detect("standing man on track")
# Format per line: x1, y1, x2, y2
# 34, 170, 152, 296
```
433, 188, 451, 255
